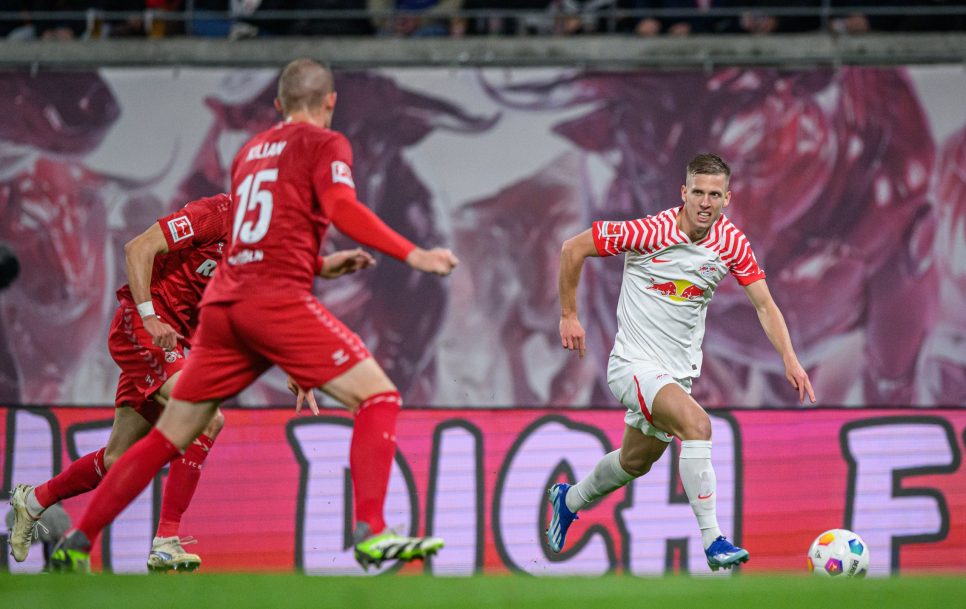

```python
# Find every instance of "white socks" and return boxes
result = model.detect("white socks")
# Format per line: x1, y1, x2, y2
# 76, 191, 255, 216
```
565, 450, 634, 513
25, 487, 45, 519
563, 442, 724, 550
679, 440, 722, 548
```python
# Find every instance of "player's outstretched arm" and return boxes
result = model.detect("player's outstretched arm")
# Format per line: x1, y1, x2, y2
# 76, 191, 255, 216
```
406, 247, 459, 276
124, 223, 183, 351
319, 248, 377, 278
743, 279, 816, 404
324, 192, 458, 276
559, 229, 598, 359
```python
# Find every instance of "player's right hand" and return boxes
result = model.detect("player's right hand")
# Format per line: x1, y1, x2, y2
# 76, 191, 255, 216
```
319, 248, 376, 278
143, 315, 183, 352
287, 376, 320, 415
406, 247, 459, 276
560, 316, 586, 359
784, 358, 817, 405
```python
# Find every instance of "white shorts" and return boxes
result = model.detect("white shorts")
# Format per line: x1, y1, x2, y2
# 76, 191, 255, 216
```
606, 355, 693, 443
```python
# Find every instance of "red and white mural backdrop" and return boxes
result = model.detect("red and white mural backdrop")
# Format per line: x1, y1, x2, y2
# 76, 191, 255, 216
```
0, 66, 964, 409
1, 406, 964, 575
0, 66, 964, 573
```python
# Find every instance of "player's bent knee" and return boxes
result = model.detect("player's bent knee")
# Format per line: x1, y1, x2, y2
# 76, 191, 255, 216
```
157, 399, 220, 450
103, 448, 122, 470
680, 414, 712, 441
205, 409, 226, 437
323, 358, 398, 412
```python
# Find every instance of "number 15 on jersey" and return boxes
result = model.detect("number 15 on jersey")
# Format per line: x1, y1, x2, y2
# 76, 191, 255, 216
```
233, 169, 277, 245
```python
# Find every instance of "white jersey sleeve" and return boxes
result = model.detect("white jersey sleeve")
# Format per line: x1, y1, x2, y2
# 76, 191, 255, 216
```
700, 214, 766, 286
592, 213, 688, 257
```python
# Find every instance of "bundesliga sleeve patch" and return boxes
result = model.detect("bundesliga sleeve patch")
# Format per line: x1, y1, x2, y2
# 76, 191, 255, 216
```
167, 216, 194, 242
331, 160, 355, 188
598, 221, 626, 239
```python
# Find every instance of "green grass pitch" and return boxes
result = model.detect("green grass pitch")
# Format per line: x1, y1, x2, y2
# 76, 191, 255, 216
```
2, 573, 964, 609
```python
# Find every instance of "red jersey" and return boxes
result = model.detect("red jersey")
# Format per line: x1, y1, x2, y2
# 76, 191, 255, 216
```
117, 194, 230, 338
204, 121, 412, 305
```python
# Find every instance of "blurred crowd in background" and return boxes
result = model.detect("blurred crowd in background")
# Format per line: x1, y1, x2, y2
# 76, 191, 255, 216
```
1, 1, 965, 41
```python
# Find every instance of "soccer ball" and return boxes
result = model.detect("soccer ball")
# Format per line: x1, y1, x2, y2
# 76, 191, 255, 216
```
807, 529, 869, 577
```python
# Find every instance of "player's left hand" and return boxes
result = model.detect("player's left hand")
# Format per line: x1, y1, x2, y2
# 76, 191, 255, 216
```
319, 248, 376, 278
406, 247, 459, 276
785, 359, 816, 405
287, 376, 320, 415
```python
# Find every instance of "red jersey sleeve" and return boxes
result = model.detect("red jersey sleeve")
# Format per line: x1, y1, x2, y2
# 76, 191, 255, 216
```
312, 133, 416, 261
311, 132, 357, 203
158, 193, 231, 252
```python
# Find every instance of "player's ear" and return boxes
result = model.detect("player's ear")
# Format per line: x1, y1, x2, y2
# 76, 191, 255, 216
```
274, 97, 283, 115
723, 190, 732, 208
326, 91, 337, 111
680, 184, 687, 202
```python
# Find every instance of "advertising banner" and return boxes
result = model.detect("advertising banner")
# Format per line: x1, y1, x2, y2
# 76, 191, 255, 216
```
3, 406, 962, 575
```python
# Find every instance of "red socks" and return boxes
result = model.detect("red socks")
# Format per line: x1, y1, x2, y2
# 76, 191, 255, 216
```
38, 430, 214, 543
156, 434, 214, 538
34, 447, 106, 509
350, 392, 402, 535
76, 428, 180, 545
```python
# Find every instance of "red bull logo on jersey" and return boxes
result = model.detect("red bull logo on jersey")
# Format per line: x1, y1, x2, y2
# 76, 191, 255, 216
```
646, 279, 706, 302
698, 263, 720, 280
680, 284, 705, 300
649, 281, 677, 296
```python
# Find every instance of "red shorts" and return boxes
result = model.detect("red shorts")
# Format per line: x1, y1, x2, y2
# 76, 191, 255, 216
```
171, 295, 371, 403
108, 303, 188, 424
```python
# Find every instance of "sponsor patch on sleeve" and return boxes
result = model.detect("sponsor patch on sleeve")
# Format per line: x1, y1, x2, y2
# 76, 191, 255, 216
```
331, 160, 355, 188
167, 216, 194, 242
598, 221, 626, 239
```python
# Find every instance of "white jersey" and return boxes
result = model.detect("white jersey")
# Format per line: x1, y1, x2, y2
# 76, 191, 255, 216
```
593, 206, 765, 379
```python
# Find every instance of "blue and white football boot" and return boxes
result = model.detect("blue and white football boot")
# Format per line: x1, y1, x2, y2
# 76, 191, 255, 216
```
546, 483, 579, 553
705, 536, 750, 571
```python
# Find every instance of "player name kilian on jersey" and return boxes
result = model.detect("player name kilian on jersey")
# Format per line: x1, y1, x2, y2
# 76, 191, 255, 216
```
246, 141, 287, 161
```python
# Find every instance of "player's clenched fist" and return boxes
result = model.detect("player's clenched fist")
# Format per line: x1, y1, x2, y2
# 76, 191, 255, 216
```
406, 247, 459, 276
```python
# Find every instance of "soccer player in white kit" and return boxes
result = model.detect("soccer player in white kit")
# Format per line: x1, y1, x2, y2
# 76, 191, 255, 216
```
549, 153, 815, 571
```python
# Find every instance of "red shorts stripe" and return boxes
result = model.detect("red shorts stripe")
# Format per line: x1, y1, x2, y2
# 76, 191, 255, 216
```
633, 375, 655, 424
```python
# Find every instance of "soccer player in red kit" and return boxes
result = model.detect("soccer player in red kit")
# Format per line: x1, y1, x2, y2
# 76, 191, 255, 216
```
10, 193, 373, 571
49, 58, 459, 572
